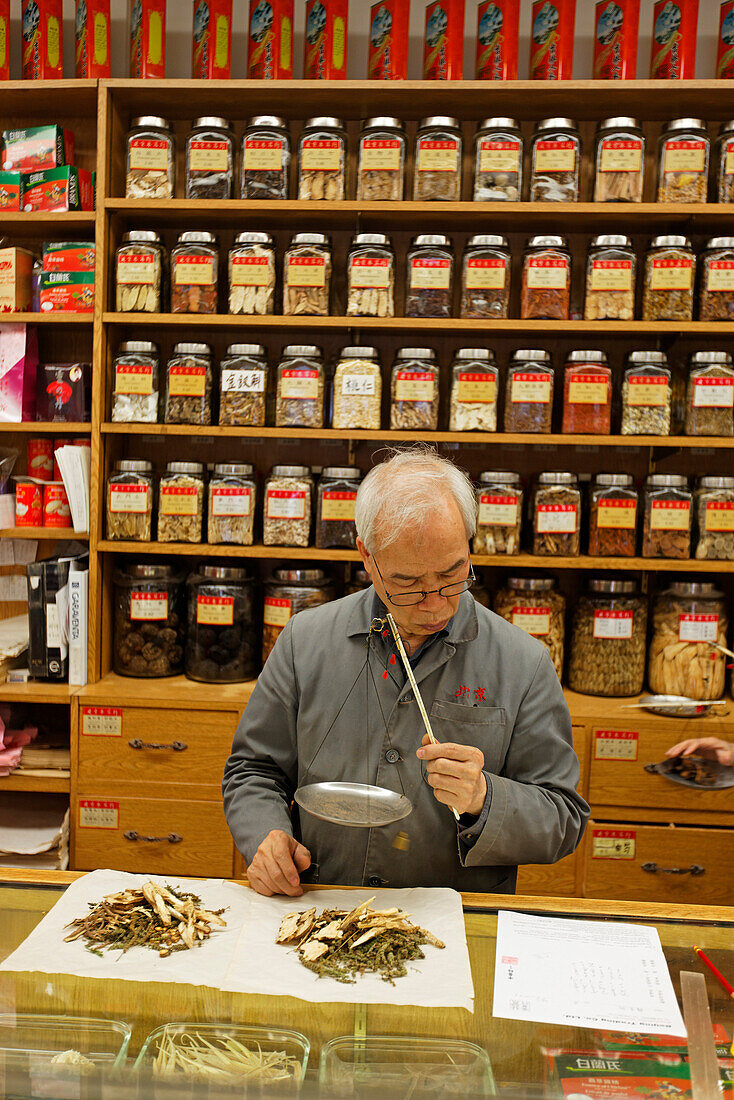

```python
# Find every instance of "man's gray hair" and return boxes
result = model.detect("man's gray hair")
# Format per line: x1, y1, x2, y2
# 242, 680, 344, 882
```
355, 448, 477, 553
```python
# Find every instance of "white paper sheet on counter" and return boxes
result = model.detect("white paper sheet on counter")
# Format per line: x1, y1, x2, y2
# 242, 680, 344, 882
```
493, 910, 686, 1035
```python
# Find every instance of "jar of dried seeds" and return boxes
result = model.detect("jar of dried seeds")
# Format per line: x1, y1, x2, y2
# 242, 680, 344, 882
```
685, 351, 734, 436
228, 232, 275, 315
283, 232, 331, 316
111, 341, 159, 423
657, 118, 710, 203
568, 579, 647, 697
208, 463, 256, 546
695, 476, 734, 561
276, 344, 325, 428
357, 117, 406, 201
562, 350, 612, 435
449, 348, 498, 431
641, 235, 695, 321
219, 344, 268, 427
473, 471, 522, 555
298, 117, 346, 201
588, 473, 638, 557
170, 231, 219, 314
346, 233, 395, 317
473, 117, 522, 202
529, 118, 581, 202
533, 472, 581, 556
113, 563, 185, 678
621, 351, 672, 436
125, 116, 175, 199
106, 459, 153, 541
504, 349, 554, 433
642, 473, 692, 559
593, 117, 645, 202
263, 465, 313, 548
157, 461, 205, 544
186, 565, 257, 683
584, 234, 635, 321
405, 234, 454, 318
699, 238, 734, 321
494, 577, 565, 679
241, 115, 290, 200
315, 466, 361, 549
115, 231, 163, 313
413, 116, 462, 201
332, 346, 382, 430
460, 234, 511, 319
262, 568, 335, 663
716, 120, 734, 203
164, 342, 213, 426
185, 117, 234, 199
390, 347, 439, 431
521, 235, 570, 320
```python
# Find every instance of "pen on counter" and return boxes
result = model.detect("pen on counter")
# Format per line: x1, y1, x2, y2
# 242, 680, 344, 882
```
693, 945, 734, 1001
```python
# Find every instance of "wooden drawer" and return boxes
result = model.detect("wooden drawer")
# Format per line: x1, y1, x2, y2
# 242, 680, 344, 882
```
582, 822, 734, 905
516, 849, 578, 897
73, 794, 234, 878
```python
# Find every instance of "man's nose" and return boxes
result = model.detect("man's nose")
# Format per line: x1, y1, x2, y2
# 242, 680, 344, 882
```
421, 588, 448, 612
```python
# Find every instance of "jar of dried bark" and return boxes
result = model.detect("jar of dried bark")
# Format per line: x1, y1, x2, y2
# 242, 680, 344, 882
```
532, 472, 581, 556
405, 234, 454, 318
298, 116, 346, 201
263, 465, 313, 548
449, 348, 498, 431
275, 344, 324, 428
106, 459, 154, 542
170, 231, 219, 314
219, 343, 268, 427
390, 347, 439, 431
657, 118, 710, 203
332, 346, 382, 430
283, 232, 332, 316
413, 115, 462, 201
649, 582, 728, 700
357, 117, 406, 201
593, 117, 645, 202
642, 473, 692, 559
521, 235, 570, 320
241, 115, 290, 200
164, 342, 213, 426
588, 473, 638, 557
228, 232, 275, 315
504, 349, 554, 433
460, 234, 510, 319
473, 471, 522, 555
207, 463, 256, 546
346, 232, 395, 317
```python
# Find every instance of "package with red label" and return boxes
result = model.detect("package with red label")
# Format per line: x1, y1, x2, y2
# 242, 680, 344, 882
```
43, 482, 71, 527
0, 1, 10, 80
192, 0, 232, 78
369, 0, 410, 80
36, 362, 91, 421
129, 0, 166, 78
594, 0, 639, 78
717, 1, 734, 77
22, 0, 63, 79
650, 0, 698, 79
40, 272, 95, 314
0, 173, 21, 211
0, 249, 33, 313
530, 0, 575, 80
75, 0, 110, 77
476, 0, 519, 79
2, 126, 74, 173
0, 324, 38, 422
22, 168, 94, 213
247, 0, 294, 78
597, 1025, 732, 1059
545, 1049, 733, 1100
42, 241, 96, 273
424, 0, 464, 79
304, 0, 348, 79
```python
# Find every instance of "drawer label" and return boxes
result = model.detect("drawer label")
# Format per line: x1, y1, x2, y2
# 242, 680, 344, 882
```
78, 799, 119, 829
592, 827, 636, 859
594, 730, 639, 760
81, 706, 122, 737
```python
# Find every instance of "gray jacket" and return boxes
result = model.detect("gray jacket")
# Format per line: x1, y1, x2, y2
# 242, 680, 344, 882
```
222, 588, 589, 893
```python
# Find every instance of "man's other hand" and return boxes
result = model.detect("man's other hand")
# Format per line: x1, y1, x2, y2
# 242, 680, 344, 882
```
417, 734, 487, 816
666, 737, 734, 768
246, 830, 312, 897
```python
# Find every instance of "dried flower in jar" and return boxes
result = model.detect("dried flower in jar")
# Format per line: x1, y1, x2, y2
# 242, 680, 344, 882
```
315, 467, 360, 550
405, 234, 454, 319
185, 117, 234, 200
621, 353, 672, 436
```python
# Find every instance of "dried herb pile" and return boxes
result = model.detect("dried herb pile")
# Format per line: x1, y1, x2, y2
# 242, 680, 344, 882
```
276, 897, 445, 985
64, 881, 226, 957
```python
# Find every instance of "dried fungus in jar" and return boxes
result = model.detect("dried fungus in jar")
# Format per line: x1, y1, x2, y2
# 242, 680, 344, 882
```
276, 344, 324, 429
208, 463, 256, 546
390, 347, 439, 431
228, 232, 275, 316
562, 350, 612, 435
460, 234, 510, 319
504, 349, 554, 433
593, 117, 645, 203
621, 351, 672, 436
263, 465, 313, 548
164, 342, 213, 426
699, 238, 734, 321
413, 116, 462, 201
298, 116, 346, 201
642, 473, 692, 559
346, 233, 394, 318
529, 118, 581, 203
332, 346, 382, 430
685, 351, 734, 436
125, 116, 175, 199
186, 565, 257, 683
263, 568, 335, 663
716, 119, 734, 203
449, 348, 498, 432
157, 462, 205, 544
357, 117, 406, 201
583, 234, 635, 321
588, 473, 638, 558
113, 564, 185, 678
106, 459, 153, 542
521, 235, 570, 321
219, 343, 268, 427
494, 577, 565, 680
473, 471, 522, 555
695, 475, 734, 561
649, 582, 728, 700
315, 466, 361, 550
171, 231, 218, 315
533, 472, 581, 557
111, 340, 159, 423
185, 117, 234, 200
115, 231, 163, 313
568, 579, 647, 697
241, 115, 290, 200
405, 234, 454, 318
641, 235, 695, 321
657, 118, 710, 203
283, 232, 331, 316
473, 117, 522, 202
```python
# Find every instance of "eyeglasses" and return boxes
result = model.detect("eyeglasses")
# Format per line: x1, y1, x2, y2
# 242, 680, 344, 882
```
372, 557, 475, 607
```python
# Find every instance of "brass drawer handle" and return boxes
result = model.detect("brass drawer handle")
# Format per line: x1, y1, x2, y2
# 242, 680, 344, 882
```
641, 861, 705, 876
128, 739, 187, 752
123, 831, 183, 845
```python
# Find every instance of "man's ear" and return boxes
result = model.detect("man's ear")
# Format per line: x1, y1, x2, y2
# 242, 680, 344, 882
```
356, 537, 372, 574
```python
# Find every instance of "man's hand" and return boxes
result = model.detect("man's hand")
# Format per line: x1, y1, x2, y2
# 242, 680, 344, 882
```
666, 737, 734, 767
417, 734, 487, 817
246, 830, 312, 897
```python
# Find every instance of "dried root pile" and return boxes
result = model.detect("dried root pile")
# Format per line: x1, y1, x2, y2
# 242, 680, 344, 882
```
153, 1031, 301, 1084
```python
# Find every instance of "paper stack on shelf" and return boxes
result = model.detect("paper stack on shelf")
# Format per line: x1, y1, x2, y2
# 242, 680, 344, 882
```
55, 444, 90, 533
0, 614, 28, 681
0, 794, 69, 870
16, 743, 71, 776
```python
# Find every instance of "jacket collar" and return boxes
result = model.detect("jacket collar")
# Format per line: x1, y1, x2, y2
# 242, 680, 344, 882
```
346, 585, 479, 647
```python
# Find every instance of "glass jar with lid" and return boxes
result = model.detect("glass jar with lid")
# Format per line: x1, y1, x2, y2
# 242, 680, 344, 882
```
699, 238, 734, 321
332, 346, 382, 430
449, 348, 498, 431
111, 340, 159, 423
685, 351, 734, 436
241, 114, 290, 199
115, 231, 164, 313
170, 231, 218, 314
657, 118, 710, 203
125, 115, 175, 199
346, 233, 395, 317
276, 344, 324, 428
356, 117, 406, 201
157, 461, 205, 544
228, 232, 275, 315
263, 465, 313, 548
533, 472, 581, 556
263, 568, 336, 663
568, 579, 647, 697
208, 463, 256, 546
185, 117, 234, 199
413, 116, 462, 201
347, 568, 371, 596
529, 118, 581, 202
113, 564, 185, 678
219, 343, 268, 427
695, 475, 734, 561
390, 347, 439, 431
504, 349, 554, 433
641, 235, 695, 321
494, 577, 565, 680
283, 232, 332, 316
106, 459, 153, 541
584, 234, 635, 321
715, 120, 734, 203
642, 473, 692, 559
520, 235, 570, 321
405, 234, 454, 318
164, 342, 213, 426
460, 234, 511, 319
473, 117, 522, 202
315, 466, 361, 550
473, 471, 522, 555
298, 116, 346, 201
649, 582, 728, 700
562, 350, 612, 435
593, 117, 645, 202
621, 350, 672, 436
588, 473, 638, 557
186, 564, 257, 683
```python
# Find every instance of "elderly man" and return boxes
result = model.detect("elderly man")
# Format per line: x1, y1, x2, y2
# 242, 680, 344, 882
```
223, 450, 589, 896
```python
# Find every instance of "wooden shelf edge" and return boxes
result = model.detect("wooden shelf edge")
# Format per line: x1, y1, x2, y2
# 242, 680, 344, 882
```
0, 682, 74, 702
0, 774, 70, 794
4, 313, 93, 324
0, 423, 91, 434
0, 529, 89, 540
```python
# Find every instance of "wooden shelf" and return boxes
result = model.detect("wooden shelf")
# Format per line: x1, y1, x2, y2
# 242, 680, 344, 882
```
0, 773, 70, 794
6, 313, 93, 325
0, 213, 95, 235
0, 529, 89, 540
78, 671, 255, 710
97, 541, 359, 560
0, 79, 97, 116
0, 682, 72, 703
0, 423, 91, 434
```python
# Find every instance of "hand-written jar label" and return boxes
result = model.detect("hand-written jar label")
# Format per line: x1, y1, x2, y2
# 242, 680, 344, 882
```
361, 138, 401, 171
301, 138, 341, 171
117, 254, 155, 284
511, 606, 551, 636
593, 609, 634, 639
160, 486, 199, 516
706, 261, 734, 292
116, 363, 154, 395
322, 490, 357, 521
189, 139, 229, 172
231, 256, 271, 286
590, 260, 633, 292
264, 596, 292, 627
705, 501, 734, 531
466, 257, 507, 289
174, 256, 215, 286
169, 365, 206, 396
592, 828, 636, 859
350, 257, 391, 288
663, 140, 706, 174
410, 258, 451, 289
81, 707, 122, 737
692, 377, 734, 407
287, 256, 326, 287
626, 376, 670, 406
678, 613, 719, 642
599, 139, 643, 173
650, 500, 690, 529
211, 487, 252, 516
650, 258, 694, 290
534, 139, 576, 173
537, 504, 578, 533
280, 368, 319, 400
597, 499, 637, 529
416, 138, 459, 172
568, 377, 610, 405
244, 138, 284, 170
594, 730, 639, 761
511, 374, 551, 403
395, 372, 435, 402
78, 799, 119, 829
341, 374, 376, 396
109, 484, 149, 513
266, 489, 307, 519
221, 369, 265, 393
129, 138, 169, 171
131, 592, 168, 620
197, 595, 234, 625
479, 139, 521, 174
526, 258, 568, 289
479, 495, 518, 526
457, 373, 496, 403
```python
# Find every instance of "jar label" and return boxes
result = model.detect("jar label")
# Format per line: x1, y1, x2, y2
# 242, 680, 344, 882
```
221, 368, 265, 393
706, 261, 734, 291
281, 368, 319, 400
593, 609, 634, 639
350, 257, 391, 289
568, 377, 609, 405
537, 504, 577, 533
466, 257, 507, 289
244, 138, 284, 171
416, 139, 459, 172
81, 706, 122, 737
361, 139, 401, 171
597, 499, 637, 529
589, 259, 633, 292
169, 365, 206, 396
131, 592, 169, 620
341, 373, 376, 396
78, 799, 119, 830
264, 596, 292, 627
627, 376, 669, 406
322, 490, 357, 521
301, 138, 341, 171
410, 258, 451, 289
197, 594, 234, 626
692, 377, 734, 407
511, 374, 551, 403
287, 256, 326, 287
650, 500, 690, 529
599, 139, 643, 173
678, 613, 719, 643
189, 139, 229, 172
726, 149, 734, 176
395, 372, 435, 402
212, 487, 252, 516
511, 607, 551, 636
534, 140, 576, 173
266, 489, 307, 519
478, 139, 521, 174
705, 501, 734, 531
457, 373, 496, 403
650, 258, 694, 290
592, 827, 636, 859
664, 140, 706, 174
594, 730, 639, 760
174, 256, 215, 286
231, 256, 271, 286
129, 138, 169, 171
525, 258, 568, 289
116, 363, 154, 395
117, 254, 156, 284
479, 495, 518, 525
160, 486, 199, 516
109, 484, 149, 514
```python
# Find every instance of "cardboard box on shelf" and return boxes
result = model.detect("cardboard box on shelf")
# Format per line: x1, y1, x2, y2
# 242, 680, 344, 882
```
75, 0, 111, 78
594, 0, 639, 79
2, 126, 74, 174
0, 250, 33, 314
530, 0, 576, 80
0, 324, 38, 423
192, 0, 232, 78
247, 0, 294, 79
650, 0, 699, 79
42, 242, 96, 274
423, 0, 465, 79
304, 0, 348, 79
129, 0, 166, 78
21, 168, 93, 213
368, 0, 410, 80
476, 0, 519, 80
22, 0, 63, 80
39, 272, 95, 314
0, 173, 21, 211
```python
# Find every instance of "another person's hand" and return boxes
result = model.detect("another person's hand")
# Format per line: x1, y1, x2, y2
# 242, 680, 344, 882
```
246, 830, 312, 897
666, 737, 734, 767
417, 734, 487, 817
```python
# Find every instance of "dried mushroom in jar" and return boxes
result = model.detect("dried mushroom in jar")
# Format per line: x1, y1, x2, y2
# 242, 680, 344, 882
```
298, 117, 346, 201
157, 463, 205, 544
170, 232, 218, 315
185, 117, 234, 200
208, 464, 256, 546
275, 345, 324, 428
106, 460, 153, 542
642, 236, 695, 321
115, 231, 163, 313
533, 473, 581, 556
413, 116, 462, 201
228, 232, 275, 316
390, 348, 439, 431
405, 235, 454, 319
583, 235, 635, 321
695, 476, 734, 561
219, 343, 268, 427
186, 565, 257, 683
648, 582, 728, 701
125, 116, 175, 199
657, 118, 710, 203
642, 474, 692, 559
460, 234, 510, 319
449, 348, 497, 432
283, 233, 331, 316
588, 474, 638, 557
473, 472, 522, 555
494, 578, 565, 680
241, 115, 290, 200
529, 118, 581, 202
357, 117, 406, 201
593, 117, 645, 202
568, 581, 647, 697
685, 352, 734, 436
263, 466, 313, 548
113, 564, 185, 678
111, 341, 159, 424
346, 233, 394, 318
164, 343, 213, 426
473, 117, 522, 202
521, 236, 570, 321
332, 347, 382, 430
621, 352, 672, 436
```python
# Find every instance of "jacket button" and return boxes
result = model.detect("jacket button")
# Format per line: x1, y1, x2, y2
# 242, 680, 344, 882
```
368, 875, 384, 887
385, 748, 400, 764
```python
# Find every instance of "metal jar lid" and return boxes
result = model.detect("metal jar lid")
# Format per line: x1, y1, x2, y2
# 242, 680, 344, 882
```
117, 340, 158, 355
247, 114, 287, 129
351, 233, 391, 247
597, 116, 641, 132
649, 235, 691, 249
167, 461, 204, 475
594, 473, 634, 487
534, 117, 577, 132
340, 346, 379, 359
479, 470, 520, 485
224, 343, 266, 357
282, 344, 323, 359
191, 116, 231, 131
122, 230, 161, 244
131, 116, 171, 130
698, 476, 734, 489
321, 466, 361, 479
363, 116, 403, 130
588, 578, 638, 595
590, 234, 632, 249
125, 563, 177, 579
645, 473, 688, 488
175, 231, 218, 246
626, 350, 669, 366
115, 459, 152, 473
478, 116, 519, 131
418, 115, 460, 130
272, 568, 326, 584
395, 347, 436, 360
271, 465, 311, 477
690, 351, 733, 366
662, 118, 707, 134
667, 581, 723, 599
512, 349, 552, 363
467, 234, 509, 249
538, 472, 578, 485
566, 350, 609, 364
411, 234, 452, 248
508, 576, 555, 591
233, 231, 273, 246
704, 237, 734, 250
526, 235, 568, 250
454, 348, 496, 362
213, 463, 254, 476
290, 232, 330, 247
304, 116, 344, 130
171, 342, 212, 356
200, 564, 250, 582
